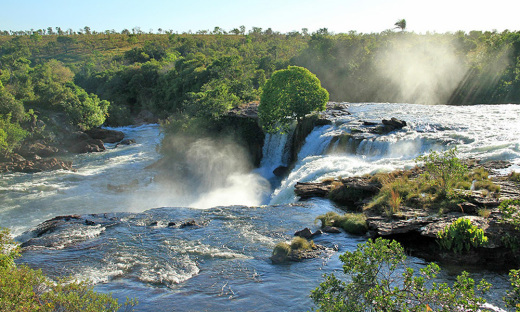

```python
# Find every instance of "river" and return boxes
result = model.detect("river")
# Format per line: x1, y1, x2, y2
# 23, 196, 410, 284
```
1, 103, 519, 311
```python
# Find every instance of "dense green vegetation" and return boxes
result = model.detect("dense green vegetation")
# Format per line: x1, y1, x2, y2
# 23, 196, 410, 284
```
0, 228, 137, 311
1, 27, 520, 154
437, 217, 488, 253
258, 66, 328, 133
311, 238, 496, 311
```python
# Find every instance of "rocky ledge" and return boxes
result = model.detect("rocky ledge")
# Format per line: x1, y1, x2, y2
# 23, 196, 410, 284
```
294, 161, 520, 268
1, 127, 127, 174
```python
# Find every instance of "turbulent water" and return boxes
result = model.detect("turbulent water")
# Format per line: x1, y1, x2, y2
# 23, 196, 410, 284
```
1, 103, 520, 311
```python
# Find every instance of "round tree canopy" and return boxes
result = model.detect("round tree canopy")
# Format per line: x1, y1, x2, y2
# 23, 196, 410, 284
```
259, 66, 328, 133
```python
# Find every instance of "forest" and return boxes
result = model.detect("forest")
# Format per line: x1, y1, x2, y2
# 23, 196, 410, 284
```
1, 26, 520, 155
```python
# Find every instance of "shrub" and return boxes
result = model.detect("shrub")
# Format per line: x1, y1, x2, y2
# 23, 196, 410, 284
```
311, 238, 491, 311
290, 237, 313, 251
315, 212, 368, 235
505, 269, 520, 311
416, 148, 468, 198
437, 218, 488, 253
336, 213, 368, 235
509, 171, 520, 183
499, 199, 520, 230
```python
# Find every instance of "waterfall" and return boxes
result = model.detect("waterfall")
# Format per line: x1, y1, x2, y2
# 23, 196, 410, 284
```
257, 131, 291, 179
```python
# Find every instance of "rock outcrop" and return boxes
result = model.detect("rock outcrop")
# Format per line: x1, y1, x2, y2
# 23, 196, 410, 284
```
85, 128, 125, 144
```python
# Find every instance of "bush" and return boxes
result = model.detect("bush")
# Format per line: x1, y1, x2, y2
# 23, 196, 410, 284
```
499, 199, 520, 230
311, 238, 491, 311
509, 171, 520, 183
0, 227, 136, 311
315, 212, 367, 235
437, 218, 488, 253
416, 148, 468, 198
0, 114, 28, 156
290, 237, 314, 251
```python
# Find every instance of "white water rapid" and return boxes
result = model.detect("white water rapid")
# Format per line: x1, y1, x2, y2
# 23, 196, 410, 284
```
1, 103, 519, 311
269, 103, 520, 204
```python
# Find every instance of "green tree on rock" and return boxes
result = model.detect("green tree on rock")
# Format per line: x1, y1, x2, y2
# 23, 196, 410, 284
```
258, 66, 328, 133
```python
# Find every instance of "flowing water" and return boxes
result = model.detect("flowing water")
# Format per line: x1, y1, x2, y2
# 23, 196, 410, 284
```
1, 103, 520, 311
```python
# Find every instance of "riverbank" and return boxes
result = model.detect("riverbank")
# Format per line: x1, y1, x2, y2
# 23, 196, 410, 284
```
294, 159, 520, 269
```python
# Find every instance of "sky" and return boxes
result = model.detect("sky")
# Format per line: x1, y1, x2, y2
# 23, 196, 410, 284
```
1, 0, 519, 34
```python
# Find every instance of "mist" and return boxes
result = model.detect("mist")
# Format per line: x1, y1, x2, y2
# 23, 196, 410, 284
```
373, 36, 468, 104
127, 136, 270, 210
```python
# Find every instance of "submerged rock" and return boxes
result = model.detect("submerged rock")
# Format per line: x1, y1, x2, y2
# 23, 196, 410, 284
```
85, 128, 125, 143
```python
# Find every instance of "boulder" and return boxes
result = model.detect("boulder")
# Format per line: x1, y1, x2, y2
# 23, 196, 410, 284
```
68, 139, 105, 153
294, 182, 331, 199
273, 166, 290, 177
294, 227, 323, 239
382, 117, 407, 129
85, 128, 125, 143
16, 142, 59, 159
116, 139, 136, 147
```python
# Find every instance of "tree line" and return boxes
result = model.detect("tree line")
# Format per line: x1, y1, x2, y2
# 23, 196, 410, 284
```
1, 27, 520, 155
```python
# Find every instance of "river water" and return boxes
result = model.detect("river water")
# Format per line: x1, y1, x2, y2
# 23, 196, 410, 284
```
1, 103, 520, 311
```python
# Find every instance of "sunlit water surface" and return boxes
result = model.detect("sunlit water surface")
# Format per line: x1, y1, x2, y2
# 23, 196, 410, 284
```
1, 103, 519, 311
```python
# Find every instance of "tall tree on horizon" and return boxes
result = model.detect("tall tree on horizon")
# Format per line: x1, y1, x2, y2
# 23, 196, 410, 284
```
395, 19, 407, 31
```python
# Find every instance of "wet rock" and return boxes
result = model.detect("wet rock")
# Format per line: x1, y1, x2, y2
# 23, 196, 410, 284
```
116, 139, 136, 147
85, 220, 96, 226
273, 166, 289, 177
180, 220, 198, 228
1, 157, 74, 173
68, 138, 105, 153
24, 215, 82, 239
149, 221, 158, 226
16, 142, 59, 159
295, 227, 313, 239
85, 128, 125, 143
322, 226, 341, 233
107, 179, 139, 193
294, 182, 331, 199
271, 244, 330, 264
382, 117, 407, 129
167, 222, 176, 227
294, 227, 323, 239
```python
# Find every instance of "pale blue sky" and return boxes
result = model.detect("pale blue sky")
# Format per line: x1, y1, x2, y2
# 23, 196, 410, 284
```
1, 0, 519, 34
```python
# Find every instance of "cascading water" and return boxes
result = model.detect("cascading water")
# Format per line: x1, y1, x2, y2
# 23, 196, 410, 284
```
2, 103, 520, 311
269, 103, 520, 205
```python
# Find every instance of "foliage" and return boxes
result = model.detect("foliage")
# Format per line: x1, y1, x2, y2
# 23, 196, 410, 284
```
498, 199, 520, 230
272, 237, 315, 262
510, 171, 520, 183
272, 242, 291, 260
259, 66, 328, 133
290, 236, 314, 250
0, 113, 28, 156
416, 148, 469, 198
505, 269, 520, 311
0, 227, 137, 311
315, 211, 367, 235
311, 238, 491, 312
437, 218, 488, 253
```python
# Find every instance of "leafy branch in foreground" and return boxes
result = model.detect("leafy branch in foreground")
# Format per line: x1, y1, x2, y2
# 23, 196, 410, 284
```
311, 237, 492, 312
0, 227, 137, 311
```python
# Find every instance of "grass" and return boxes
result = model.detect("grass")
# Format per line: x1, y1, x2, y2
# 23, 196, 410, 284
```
272, 237, 316, 262
315, 211, 368, 235
365, 161, 501, 216
510, 171, 520, 183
